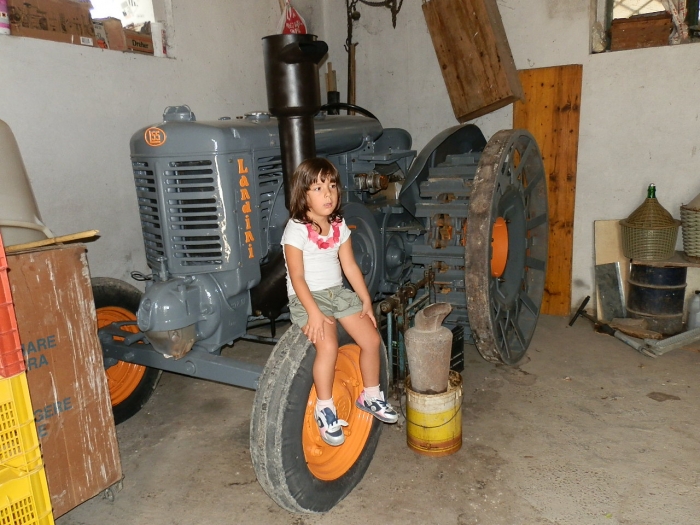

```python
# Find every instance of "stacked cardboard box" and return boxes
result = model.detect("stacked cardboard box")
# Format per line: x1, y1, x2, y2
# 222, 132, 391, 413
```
124, 27, 153, 54
6, 0, 95, 47
92, 17, 127, 50
7, 244, 122, 518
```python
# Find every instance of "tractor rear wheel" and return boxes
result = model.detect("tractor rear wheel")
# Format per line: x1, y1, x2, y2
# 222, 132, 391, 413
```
408, 126, 547, 365
250, 323, 387, 513
466, 129, 548, 364
92, 277, 161, 424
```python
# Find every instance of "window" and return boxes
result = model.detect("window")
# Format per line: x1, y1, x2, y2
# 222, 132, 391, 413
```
90, 0, 171, 57
90, 0, 155, 29
610, 0, 665, 19
592, 0, 700, 52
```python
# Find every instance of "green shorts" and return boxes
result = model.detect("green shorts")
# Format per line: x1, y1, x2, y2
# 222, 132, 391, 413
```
288, 286, 362, 327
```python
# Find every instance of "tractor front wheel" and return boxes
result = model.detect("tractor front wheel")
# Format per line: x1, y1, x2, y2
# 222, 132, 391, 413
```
250, 323, 387, 513
92, 277, 161, 424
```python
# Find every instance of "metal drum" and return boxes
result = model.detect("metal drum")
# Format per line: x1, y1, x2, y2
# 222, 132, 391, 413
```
406, 371, 463, 457
627, 263, 687, 335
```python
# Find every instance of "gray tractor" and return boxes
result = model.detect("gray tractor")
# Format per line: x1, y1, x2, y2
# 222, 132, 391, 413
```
95, 34, 548, 513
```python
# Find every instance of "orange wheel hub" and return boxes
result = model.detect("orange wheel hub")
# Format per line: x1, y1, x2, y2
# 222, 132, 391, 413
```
96, 306, 147, 406
302, 344, 374, 481
491, 217, 508, 278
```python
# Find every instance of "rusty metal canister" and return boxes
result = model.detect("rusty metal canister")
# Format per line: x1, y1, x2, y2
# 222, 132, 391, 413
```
406, 371, 463, 457
404, 303, 452, 394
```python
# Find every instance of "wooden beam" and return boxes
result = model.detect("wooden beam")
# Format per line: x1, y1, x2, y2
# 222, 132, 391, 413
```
514, 65, 583, 316
5, 230, 100, 254
422, 0, 523, 122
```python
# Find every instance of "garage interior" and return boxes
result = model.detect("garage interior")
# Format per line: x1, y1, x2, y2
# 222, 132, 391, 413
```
1, 0, 700, 524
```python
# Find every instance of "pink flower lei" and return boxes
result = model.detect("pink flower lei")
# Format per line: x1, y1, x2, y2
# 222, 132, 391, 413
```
306, 220, 341, 249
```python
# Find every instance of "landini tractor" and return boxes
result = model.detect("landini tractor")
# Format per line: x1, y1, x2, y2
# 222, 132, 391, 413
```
95, 34, 548, 513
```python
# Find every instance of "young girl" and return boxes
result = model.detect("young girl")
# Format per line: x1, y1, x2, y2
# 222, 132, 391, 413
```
281, 157, 398, 446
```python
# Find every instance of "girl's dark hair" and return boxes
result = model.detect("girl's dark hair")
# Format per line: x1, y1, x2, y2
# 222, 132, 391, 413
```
288, 158, 342, 230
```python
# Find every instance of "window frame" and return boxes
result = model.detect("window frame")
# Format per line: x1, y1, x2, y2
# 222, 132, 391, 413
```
592, 0, 700, 53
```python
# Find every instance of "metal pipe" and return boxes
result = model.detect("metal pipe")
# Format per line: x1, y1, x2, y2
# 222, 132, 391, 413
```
262, 34, 328, 208
387, 312, 394, 387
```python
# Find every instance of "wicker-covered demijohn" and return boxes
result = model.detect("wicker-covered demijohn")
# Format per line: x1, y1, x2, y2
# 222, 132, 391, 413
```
681, 191, 700, 262
620, 184, 680, 261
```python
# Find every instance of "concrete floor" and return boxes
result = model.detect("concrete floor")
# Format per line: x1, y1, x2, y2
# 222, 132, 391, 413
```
56, 315, 700, 525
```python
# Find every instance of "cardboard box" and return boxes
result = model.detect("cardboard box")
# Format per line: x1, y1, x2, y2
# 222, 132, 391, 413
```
92, 19, 108, 48
610, 12, 672, 51
124, 27, 153, 54
7, 245, 121, 518
93, 16, 127, 51
7, 0, 95, 47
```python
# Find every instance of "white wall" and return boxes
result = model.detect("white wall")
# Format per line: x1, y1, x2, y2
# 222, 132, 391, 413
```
2, 0, 698, 311
318, 0, 700, 313
0, 0, 281, 283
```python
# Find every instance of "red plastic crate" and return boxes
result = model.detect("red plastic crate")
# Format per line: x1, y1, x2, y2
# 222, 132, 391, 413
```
0, 329, 23, 379
0, 233, 6, 271
0, 234, 25, 378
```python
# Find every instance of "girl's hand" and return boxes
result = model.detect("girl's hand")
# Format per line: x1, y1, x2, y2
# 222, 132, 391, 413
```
359, 300, 377, 328
303, 311, 335, 344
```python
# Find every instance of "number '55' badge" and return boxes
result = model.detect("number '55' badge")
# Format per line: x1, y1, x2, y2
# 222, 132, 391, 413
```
145, 127, 166, 147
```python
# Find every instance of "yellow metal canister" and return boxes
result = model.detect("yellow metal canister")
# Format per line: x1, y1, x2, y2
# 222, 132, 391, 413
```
406, 371, 463, 457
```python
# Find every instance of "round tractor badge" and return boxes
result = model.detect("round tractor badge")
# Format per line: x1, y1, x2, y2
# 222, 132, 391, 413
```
144, 127, 166, 147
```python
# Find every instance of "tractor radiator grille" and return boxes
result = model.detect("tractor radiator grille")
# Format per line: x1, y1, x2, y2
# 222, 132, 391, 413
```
134, 159, 225, 270
255, 156, 283, 247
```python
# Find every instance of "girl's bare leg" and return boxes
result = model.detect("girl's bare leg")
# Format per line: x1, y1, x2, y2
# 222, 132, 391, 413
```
312, 319, 339, 400
338, 312, 381, 388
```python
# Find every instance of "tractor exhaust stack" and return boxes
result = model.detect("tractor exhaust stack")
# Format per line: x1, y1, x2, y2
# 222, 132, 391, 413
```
262, 34, 328, 208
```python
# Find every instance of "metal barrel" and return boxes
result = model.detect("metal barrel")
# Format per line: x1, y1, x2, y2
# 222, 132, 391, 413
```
406, 371, 463, 457
627, 263, 687, 335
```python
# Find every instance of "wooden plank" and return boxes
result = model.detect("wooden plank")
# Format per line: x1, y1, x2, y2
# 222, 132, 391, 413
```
514, 65, 582, 316
5, 230, 100, 253
422, 0, 523, 122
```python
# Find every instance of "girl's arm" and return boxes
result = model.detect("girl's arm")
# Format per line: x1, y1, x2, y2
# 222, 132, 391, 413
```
284, 244, 335, 344
338, 238, 377, 328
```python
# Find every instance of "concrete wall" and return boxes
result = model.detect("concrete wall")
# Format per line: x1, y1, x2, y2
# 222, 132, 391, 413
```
319, 0, 700, 312
2, 0, 697, 311
0, 0, 282, 282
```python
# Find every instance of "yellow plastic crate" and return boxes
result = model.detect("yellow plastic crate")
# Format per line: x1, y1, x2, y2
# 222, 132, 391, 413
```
0, 466, 54, 525
0, 374, 42, 474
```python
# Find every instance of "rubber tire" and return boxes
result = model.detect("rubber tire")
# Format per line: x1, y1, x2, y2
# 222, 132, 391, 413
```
250, 323, 388, 513
92, 277, 161, 425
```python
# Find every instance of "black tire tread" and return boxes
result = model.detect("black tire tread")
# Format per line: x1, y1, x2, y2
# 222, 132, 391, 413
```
250, 324, 385, 513
92, 277, 161, 425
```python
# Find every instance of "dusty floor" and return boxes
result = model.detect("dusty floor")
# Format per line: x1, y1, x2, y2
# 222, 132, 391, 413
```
56, 315, 700, 525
